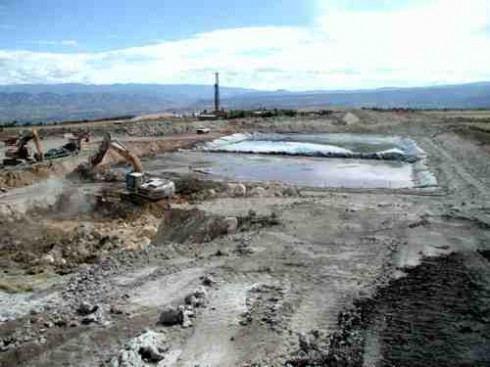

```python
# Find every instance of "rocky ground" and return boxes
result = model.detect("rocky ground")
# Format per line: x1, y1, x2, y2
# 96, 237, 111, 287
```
0, 110, 489, 366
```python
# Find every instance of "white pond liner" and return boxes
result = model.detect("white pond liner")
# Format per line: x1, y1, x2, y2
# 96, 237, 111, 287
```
198, 133, 437, 189
203, 133, 423, 163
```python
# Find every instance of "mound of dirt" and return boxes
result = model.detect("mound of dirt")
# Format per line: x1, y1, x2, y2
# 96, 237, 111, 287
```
0, 168, 50, 189
154, 208, 280, 244
288, 252, 490, 367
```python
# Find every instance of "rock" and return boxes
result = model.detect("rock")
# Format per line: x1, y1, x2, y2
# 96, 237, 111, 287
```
184, 287, 208, 308
68, 320, 79, 328
224, 217, 239, 234
299, 332, 311, 352
40, 254, 55, 265
81, 315, 97, 325
182, 311, 193, 328
110, 304, 124, 315
111, 330, 167, 366
158, 306, 183, 326
342, 112, 360, 125
215, 249, 227, 257
77, 301, 97, 315
201, 274, 217, 286
250, 187, 266, 197
44, 321, 54, 328
139, 236, 152, 249
110, 350, 145, 367
283, 186, 299, 197
227, 183, 246, 197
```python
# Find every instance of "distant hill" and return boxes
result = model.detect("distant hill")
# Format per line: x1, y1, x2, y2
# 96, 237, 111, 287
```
223, 82, 490, 110
0, 82, 489, 124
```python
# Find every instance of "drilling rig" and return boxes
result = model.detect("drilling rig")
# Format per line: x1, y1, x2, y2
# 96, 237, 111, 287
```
214, 72, 220, 114
197, 72, 223, 121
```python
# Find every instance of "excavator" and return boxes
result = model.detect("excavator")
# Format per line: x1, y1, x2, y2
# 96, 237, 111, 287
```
44, 131, 91, 159
0, 129, 43, 165
80, 133, 175, 201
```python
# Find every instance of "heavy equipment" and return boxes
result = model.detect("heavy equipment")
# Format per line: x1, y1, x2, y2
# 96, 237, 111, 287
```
44, 132, 91, 159
84, 133, 175, 201
0, 129, 43, 165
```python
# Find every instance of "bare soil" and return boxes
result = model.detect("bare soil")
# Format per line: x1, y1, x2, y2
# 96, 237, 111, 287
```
1, 110, 490, 366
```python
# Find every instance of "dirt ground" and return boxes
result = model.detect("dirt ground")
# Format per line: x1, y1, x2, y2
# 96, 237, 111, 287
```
0, 110, 489, 366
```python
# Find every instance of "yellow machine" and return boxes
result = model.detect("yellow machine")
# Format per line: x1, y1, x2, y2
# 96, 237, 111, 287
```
86, 133, 175, 201
1, 129, 43, 165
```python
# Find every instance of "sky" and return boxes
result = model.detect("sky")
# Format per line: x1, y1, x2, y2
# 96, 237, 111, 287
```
0, 0, 489, 90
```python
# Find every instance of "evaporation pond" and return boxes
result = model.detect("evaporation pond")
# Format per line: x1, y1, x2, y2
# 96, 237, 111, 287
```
143, 151, 416, 189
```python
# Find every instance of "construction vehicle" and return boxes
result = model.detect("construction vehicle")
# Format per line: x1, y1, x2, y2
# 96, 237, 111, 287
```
44, 132, 91, 159
85, 133, 175, 201
1, 129, 43, 165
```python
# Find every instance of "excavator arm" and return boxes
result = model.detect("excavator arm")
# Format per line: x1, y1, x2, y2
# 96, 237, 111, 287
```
82, 133, 143, 173
108, 140, 143, 173
31, 129, 43, 161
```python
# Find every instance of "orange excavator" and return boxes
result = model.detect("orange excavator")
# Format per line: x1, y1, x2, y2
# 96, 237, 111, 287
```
0, 129, 43, 165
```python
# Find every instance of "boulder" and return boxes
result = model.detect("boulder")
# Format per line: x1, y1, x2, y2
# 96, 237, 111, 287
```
223, 217, 238, 234
227, 183, 246, 197
77, 301, 97, 315
110, 330, 166, 367
40, 254, 55, 265
201, 274, 217, 287
250, 187, 266, 197
342, 112, 360, 125
158, 306, 183, 326
184, 287, 208, 308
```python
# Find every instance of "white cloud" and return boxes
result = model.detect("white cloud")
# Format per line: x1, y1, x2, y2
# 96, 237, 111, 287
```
1, 0, 489, 89
34, 40, 79, 47
60, 40, 79, 47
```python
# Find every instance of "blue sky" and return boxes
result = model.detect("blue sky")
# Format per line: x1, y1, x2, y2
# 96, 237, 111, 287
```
0, 0, 312, 52
0, 0, 489, 89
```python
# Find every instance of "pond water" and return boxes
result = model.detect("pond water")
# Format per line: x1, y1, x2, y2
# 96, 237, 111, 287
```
137, 134, 437, 189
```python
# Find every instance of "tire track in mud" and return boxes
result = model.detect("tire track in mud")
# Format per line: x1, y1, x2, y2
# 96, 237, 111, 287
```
288, 236, 399, 336
423, 137, 488, 197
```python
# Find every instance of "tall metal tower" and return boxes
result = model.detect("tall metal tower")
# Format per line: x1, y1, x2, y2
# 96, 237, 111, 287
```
214, 72, 220, 113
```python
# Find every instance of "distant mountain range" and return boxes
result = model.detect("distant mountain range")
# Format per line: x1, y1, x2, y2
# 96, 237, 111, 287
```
0, 82, 489, 124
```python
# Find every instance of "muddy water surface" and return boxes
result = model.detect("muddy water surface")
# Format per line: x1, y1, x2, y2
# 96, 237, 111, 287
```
143, 151, 415, 189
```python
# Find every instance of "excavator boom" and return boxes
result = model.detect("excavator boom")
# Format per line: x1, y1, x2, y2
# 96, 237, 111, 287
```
31, 129, 43, 161
108, 140, 143, 173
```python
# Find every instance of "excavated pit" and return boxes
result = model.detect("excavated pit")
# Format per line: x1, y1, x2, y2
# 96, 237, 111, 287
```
140, 133, 437, 190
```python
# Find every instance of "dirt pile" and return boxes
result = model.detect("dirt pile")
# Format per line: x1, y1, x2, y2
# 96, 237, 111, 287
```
362, 252, 490, 367
154, 207, 279, 244
287, 251, 490, 367
0, 167, 51, 189
0, 189, 165, 273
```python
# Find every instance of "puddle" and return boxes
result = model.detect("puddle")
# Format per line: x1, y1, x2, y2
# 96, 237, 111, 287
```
141, 134, 436, 189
